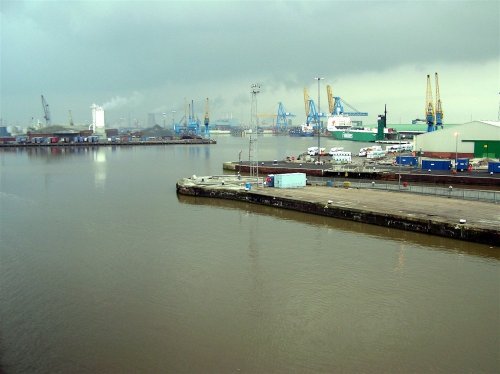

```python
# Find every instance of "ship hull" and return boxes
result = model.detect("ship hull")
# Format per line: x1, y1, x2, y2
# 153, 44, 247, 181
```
330, 130, 377, 142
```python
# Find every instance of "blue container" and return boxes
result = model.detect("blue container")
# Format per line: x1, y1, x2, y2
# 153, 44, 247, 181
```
488, 162, 500, 174
396, 156, 418, 166
422, 159, 452, 171
245, 182, 251, 190
456, 158, 469, 172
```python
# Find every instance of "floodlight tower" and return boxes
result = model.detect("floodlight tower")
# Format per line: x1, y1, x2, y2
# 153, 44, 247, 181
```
314, 77, 324, 162
249, 83, 261, 180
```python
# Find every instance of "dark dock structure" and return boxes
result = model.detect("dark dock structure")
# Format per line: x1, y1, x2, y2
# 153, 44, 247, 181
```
177, 175, 499, 246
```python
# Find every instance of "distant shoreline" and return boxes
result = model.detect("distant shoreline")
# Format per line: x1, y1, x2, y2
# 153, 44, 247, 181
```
0, 138, 216, 148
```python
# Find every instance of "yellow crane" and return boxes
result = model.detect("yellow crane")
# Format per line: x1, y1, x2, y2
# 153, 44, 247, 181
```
326, 85, 334, 114
303, 88, 310, 118
435, 72, 443, 129
425, 74, 435, 132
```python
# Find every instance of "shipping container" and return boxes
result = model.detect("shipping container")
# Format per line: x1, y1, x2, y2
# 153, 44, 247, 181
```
422, 159, 452, 171
273, 173, 306, 189
456, 158, 469, 172
395, 156, 418, 166
488, 162, 500, 174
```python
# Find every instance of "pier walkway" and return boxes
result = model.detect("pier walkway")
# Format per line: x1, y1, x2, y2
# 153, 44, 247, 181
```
176, 175, 499, 246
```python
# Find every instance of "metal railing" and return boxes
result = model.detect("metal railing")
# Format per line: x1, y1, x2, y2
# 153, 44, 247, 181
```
306, 176, 499, 203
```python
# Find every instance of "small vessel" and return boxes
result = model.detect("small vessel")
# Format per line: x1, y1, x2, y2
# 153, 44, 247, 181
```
289, 123, 314, 137
327, 107, 398, 142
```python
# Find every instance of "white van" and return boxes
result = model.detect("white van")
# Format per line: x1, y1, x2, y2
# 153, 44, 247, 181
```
307, 147, 325, 156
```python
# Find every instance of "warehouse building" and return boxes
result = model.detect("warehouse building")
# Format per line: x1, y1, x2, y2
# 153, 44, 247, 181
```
413, 121, 500, 159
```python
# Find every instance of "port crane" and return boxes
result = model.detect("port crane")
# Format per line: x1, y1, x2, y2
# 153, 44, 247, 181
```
435, 72, 444, 129
275, 102, 294, 131
41, 95, 51, 126
68, 110, 74, 126
425, 74, 436, 132
326, 85, 368, 116
174, 99, 200, 135
204, 98, 210, 137
303, 88, 320, 127
187, 100, 200, 135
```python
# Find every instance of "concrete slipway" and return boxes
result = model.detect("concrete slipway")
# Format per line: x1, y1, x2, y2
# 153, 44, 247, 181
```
176, 175, 499, 246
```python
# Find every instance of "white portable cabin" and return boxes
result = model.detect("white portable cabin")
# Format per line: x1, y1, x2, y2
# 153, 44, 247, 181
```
330, 151, 352, 163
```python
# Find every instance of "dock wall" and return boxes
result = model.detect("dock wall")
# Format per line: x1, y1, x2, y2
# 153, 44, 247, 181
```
176, 182, 499, 246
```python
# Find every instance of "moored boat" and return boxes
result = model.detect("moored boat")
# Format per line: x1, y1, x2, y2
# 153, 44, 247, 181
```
289, 123, 314, 137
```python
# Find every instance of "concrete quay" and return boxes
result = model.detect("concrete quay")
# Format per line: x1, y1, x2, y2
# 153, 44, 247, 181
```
223, 160, 500, 188
176, 175, 499, 246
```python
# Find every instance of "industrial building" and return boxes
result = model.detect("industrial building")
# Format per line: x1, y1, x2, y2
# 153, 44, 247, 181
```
413, 121, 500, 159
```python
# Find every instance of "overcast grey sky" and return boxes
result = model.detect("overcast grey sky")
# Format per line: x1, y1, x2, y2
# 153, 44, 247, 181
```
1, 0, 499, 127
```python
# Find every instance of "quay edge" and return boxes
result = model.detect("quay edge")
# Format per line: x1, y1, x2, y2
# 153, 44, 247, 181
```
176, 176, 499, 247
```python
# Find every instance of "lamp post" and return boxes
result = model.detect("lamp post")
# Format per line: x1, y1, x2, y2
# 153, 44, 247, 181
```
313, 77, 324, 162
454, 131, 459, 169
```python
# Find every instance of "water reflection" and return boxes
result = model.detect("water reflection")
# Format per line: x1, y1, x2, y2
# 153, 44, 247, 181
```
5, 145, 104, 161
177, 194, 500, 260
93, 150, 107, 190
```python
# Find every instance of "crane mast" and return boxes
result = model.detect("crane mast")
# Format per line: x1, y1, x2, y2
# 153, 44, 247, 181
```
276, 102, 294, 131
41, 95, 51, 126
326, 85, 334, 114
425, 75, 435, 132
435, 72, 443, 129
204, 97, 210, 137
303, 88, 310, 118
68, 110, 74, 126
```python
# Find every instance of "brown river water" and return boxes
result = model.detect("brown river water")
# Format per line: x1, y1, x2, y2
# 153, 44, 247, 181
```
1, 135, 498, 373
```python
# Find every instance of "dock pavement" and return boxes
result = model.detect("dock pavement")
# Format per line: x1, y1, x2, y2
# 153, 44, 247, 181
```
176, 175, 499, 246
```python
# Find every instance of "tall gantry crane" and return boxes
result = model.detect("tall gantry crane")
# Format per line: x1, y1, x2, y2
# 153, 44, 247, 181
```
435, 72, 444, 129
302, 87, 319, 127
327, 85, 335, 114
303, 88, 310, 120
425, 74, 435, 132
326, 84, 368, 117
276, 102, 295, 131
68, 110, 74, 126
41, 95, 51, 126
204, 97, 210, 137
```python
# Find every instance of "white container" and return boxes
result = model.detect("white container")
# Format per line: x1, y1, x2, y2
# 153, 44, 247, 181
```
273, 173, 307, 188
